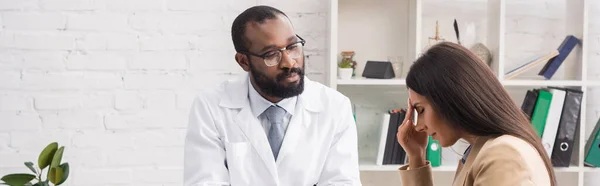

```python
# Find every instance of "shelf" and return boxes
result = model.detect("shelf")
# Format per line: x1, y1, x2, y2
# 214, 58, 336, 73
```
359, 164, 457, 172
583, 167, 600, 173
554, 167, 584, 173
501, 80, 584, 87
359, 163, 581, 173
589, 81, 600, 87
337, 77, 406, 85
336, 78, 586, 87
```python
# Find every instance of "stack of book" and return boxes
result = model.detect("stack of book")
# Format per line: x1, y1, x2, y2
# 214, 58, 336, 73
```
520, 87, 583, 167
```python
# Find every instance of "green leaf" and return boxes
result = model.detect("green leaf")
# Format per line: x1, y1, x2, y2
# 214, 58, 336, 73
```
48, 168, 55, 184
49, 166, 63, 185
56, 163, 69, 185
24, 162, 37, 174
38, 142, 58, 170
50, 146, 64, 169
1, 174, 36, 186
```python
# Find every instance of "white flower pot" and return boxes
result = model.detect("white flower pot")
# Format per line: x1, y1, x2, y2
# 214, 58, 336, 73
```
338, 68, 353, 80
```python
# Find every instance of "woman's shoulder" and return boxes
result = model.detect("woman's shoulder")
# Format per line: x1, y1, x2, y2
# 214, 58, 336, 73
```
471, 135, 551, 185
482, 135, 540, 156
474, 135, 533, 166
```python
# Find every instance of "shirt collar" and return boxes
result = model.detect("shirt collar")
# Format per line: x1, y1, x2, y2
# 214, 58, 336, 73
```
461, 145, 473, 164
248, 77, 297, 118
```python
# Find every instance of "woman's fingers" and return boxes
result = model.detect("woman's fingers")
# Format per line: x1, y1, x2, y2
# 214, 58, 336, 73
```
405, 99, 414, 126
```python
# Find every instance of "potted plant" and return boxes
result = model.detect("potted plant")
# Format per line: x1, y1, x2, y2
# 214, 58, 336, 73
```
338, 51, 355, 80
1, 142, 69, 186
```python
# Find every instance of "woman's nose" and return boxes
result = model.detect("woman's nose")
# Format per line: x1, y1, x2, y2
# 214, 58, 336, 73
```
414, 121, 427, 132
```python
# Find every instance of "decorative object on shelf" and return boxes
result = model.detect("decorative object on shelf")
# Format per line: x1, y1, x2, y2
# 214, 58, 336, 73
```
338, 52, 354, 80
470, 43, 493, 67
425, 21, 445, 51
453, 19, 461, 45
362, 61, 395, 79
387, 56, 405, 78
1, 142, 70, 186
340, 51, 358, 77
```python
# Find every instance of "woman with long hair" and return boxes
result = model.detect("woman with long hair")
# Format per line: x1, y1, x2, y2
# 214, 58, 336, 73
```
397, 42, 556, 186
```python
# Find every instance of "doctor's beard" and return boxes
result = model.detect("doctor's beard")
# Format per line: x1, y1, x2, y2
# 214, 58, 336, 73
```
248, 58, 305, 99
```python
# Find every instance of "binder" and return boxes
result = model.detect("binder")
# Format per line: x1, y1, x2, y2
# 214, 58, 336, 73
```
383, 110, 400, 164
521, 89, 539, 119
550, 88, 583, 167
531, 89, 553, 137
585, 118, 600, 167
426, 136, 442, 167
393, 110, 407, 164
376, 113, 391, 165
541, 88, 566, 156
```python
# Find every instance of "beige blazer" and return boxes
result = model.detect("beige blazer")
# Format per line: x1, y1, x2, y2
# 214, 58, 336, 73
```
398, 135, 552, 186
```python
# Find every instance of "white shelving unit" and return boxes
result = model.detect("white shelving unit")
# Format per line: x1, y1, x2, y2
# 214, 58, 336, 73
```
327, 0, 599, 185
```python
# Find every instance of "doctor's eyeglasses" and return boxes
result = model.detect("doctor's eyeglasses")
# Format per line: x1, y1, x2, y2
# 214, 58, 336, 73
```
240, 35, 306, 67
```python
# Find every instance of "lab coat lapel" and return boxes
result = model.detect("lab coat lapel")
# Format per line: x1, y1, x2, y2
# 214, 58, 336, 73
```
276, 78, 322, 165
235, 105, 278, 179
219, 74, 278, 180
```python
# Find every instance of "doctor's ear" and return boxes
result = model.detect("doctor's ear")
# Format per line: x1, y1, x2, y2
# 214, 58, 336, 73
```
235, 53, 251, 72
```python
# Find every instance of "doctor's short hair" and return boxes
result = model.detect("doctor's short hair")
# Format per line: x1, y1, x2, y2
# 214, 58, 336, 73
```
231, 5, 289, 53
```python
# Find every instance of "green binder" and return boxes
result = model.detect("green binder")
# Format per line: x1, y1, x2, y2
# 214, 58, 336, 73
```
531, 89, 553, 137
426, 136, 441, 167
585, 118, 600, 167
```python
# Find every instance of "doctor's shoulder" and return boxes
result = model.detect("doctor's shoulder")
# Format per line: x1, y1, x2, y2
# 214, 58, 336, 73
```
306, 79, 352, 108
189, 80, 230, 109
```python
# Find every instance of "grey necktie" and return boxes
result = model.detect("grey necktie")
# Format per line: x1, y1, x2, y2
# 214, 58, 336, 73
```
264, 105, 286, 160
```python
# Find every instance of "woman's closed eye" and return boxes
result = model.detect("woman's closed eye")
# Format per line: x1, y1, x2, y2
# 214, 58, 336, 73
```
416, 107, 424, 114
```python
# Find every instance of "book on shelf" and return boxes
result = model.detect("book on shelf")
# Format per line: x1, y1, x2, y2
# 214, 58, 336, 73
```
520, 87, 583, 167
505, 50, 559, 80
538, 35, 581, 80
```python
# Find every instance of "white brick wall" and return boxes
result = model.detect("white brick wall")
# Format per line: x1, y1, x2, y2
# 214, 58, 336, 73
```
1, 0, 596, 186
0, 0, 327, 185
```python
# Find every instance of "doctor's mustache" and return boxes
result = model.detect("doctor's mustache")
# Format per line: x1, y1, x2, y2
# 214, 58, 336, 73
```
276, 67, 304, 81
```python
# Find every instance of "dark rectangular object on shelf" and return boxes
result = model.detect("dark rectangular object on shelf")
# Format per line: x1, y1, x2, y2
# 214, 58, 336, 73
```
362, 61, 395, 79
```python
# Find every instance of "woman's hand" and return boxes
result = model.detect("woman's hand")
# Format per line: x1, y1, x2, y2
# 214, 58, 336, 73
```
397, 98, 428, 169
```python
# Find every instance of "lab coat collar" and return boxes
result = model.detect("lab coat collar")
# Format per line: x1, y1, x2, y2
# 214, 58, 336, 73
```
247, 77, 297, 118
219, 73, 322, 113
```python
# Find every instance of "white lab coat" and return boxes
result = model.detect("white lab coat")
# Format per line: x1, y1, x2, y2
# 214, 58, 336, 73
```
184, 74, 361, 186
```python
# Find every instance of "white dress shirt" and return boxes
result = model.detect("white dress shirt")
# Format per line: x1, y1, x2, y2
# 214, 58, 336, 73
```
248, 78, 297, 135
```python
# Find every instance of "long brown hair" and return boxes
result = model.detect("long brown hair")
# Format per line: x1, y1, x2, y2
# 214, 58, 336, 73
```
406, 42, 556, 185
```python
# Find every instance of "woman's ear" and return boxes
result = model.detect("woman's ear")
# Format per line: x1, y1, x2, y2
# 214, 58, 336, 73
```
235, 53, 250, 72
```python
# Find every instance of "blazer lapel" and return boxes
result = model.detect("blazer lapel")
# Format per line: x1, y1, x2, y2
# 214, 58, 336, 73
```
453, 136, 492, 186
